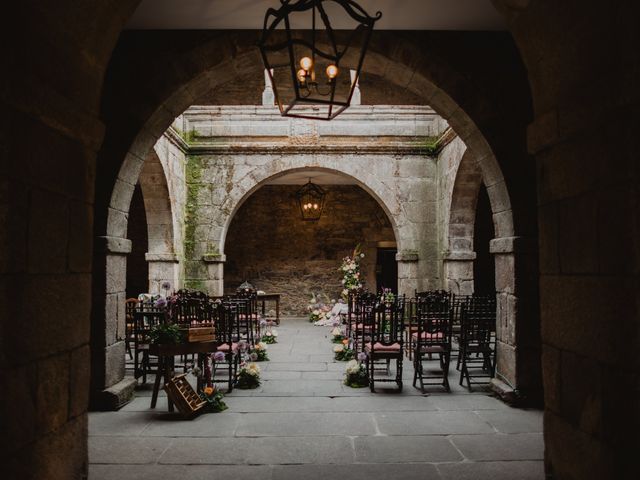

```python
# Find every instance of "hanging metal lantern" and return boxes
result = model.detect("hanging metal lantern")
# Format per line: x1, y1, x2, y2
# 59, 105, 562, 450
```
296, 180, 326, 221
259, 0, 381, 120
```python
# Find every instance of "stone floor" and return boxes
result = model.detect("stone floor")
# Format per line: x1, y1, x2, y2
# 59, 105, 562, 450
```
89, 317, 544, 479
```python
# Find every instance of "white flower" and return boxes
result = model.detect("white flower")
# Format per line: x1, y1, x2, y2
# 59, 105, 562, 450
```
331, 327, 342, 336
272, 330, 278, 337
313, 309, 320, 315
345, 360, 360, 375
334, 344, 344, 353
360, 253, 365, 258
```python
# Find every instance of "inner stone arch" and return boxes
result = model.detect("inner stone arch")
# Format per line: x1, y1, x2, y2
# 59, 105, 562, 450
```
223, 168, 399, 314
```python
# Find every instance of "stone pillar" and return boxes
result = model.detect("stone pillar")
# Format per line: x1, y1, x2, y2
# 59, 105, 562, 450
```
443, 250, 476, 295
203, 253, 226, 295
350, 69, 361, 106
91, 236, 137, 410
262, 68, 275, 106
396, 251, 419, 297
145, 252, 180, 294
490, 236, 541, 403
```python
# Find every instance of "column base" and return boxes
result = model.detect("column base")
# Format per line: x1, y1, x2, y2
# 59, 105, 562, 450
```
91, 377, 137, 411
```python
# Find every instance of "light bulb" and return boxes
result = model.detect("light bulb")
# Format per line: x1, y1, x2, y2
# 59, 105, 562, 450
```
313, 203, 318, 209
303, 204, 308, 210
300, 57, 313, 71
326, 64, 339, 79
297, 69, 306, 82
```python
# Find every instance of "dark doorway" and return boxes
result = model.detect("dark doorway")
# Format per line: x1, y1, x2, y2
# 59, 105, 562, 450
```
376, 248, 398, 294
126, 183, 149, 298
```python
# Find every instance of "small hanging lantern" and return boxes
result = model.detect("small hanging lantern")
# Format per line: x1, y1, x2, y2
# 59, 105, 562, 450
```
258, 0, 382, 120
296, 179, 326, 221
237, 281, 256, 294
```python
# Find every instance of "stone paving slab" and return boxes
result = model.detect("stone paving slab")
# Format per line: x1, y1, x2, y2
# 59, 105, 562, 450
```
476, 409, 543, 433
272, 463, 442, 480
450, 433, 544, 460
354, 436, 462, 463
437, 460, 545, 480
374, 411, 495, 435
235, 412, 377, 436
90, 464, 268, 480
247, 436, 355, 465
90, 436, 172, 464
159, 437, 249, 464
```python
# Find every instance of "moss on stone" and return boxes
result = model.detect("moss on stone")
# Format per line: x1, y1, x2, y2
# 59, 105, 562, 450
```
184, 155, 204, 261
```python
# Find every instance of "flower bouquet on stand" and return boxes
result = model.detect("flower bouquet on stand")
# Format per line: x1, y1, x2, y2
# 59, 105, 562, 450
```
200, 384, 228, 412
236, 362, 261, 389
333, 339, 355, 361
261, 320, 278, 344
339, 245, 365, 300
343, 353, 369, 388
330, 326, 345, 343
249, 342, 269, 362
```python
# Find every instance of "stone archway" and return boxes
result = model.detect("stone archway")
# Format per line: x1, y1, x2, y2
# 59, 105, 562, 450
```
93, 31, 539, 408
442, 142, 528, 393
210, 166, 406, 303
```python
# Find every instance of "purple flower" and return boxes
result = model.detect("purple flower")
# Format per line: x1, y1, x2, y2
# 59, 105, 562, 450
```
161, 281, 171, 291
213, 351, 225, 362
154, 297, 167, 308
238, 340, 249, 352
357, 352, 367, 362
249, 352, 258, 361
259, 318, 267, 327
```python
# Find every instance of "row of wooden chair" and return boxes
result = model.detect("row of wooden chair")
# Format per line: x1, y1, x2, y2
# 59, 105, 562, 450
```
125, 289, 262, 392
346, 290, 497, 393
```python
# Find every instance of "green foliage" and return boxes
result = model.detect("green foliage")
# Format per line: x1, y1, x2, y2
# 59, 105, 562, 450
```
148, 323, 184, 345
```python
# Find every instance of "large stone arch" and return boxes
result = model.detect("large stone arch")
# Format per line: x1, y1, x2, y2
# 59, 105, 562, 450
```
206, 165, 411, 297
93, 30, 538, 408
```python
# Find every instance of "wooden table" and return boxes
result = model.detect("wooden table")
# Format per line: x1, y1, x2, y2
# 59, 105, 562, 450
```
149, 341, 218, 411
257, 293, 281, 324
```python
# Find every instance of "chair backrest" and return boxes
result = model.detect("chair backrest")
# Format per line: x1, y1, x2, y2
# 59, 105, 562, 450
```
171, 296, 207, 325
460, 297, 496, 344
415, 296, 452, 346
133, 303, 167, 343
371, 295, 405, 346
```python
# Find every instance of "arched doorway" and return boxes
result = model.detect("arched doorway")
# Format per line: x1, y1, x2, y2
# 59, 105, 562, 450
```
224, 169, 398, 314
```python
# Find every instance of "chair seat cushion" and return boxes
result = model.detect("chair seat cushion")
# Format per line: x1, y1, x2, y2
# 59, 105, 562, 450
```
417, 345, 446, 354
411, 331, 444, 340
365, 342, 402, 352
216, 342, 238, 353
356, 323, 374, 331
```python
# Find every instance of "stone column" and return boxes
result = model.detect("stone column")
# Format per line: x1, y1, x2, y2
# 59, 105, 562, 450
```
91, 236, 137, 409
203, 253, 226, 296
396, 251, 419, 297
490, 236, 541, 403
443, 250, 476, 295
262, 69, 275, 106
145, 252, 180, 294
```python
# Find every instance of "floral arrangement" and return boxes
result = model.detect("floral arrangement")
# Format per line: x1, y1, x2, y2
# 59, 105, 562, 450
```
343, 353, 369, 388
190, 355, 227, 413
307, 292, 333, 323
260, 319, 278, 343
333, 339, 355, 361
199, 384, 228, 412
330, 326, 345, 343
249, 342, 269, 362
381, 287, 395, 304
339, 245, 365, 300
236, 362, 261, 389
148, 323, 184, 344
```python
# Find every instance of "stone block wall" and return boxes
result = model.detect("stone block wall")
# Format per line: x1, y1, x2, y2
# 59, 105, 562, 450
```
224, 185, 395, 314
